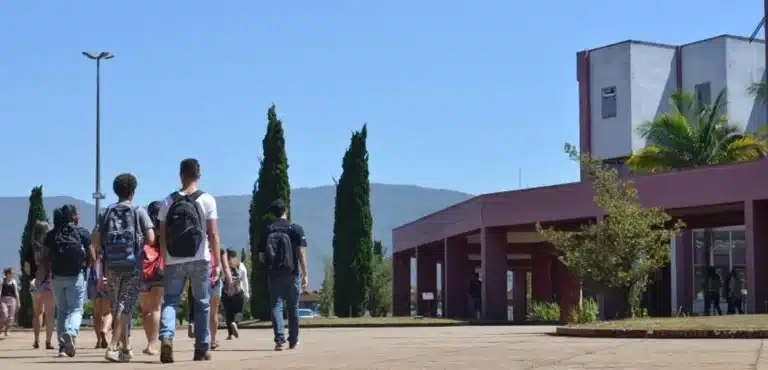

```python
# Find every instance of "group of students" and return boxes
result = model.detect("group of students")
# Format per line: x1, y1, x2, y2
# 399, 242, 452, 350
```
1, 157, 310, 363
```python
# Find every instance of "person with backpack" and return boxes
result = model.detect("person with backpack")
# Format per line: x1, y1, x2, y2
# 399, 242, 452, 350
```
157, 158, 232, 363
91, 174, 155, 362
139, 201, 164, 355
259, 199, 309, 351
185, 248, 231, 350
223, 249, 248, 340
24, 220, 55, 350
0, 267, 20, 336
46, 205, 95, 358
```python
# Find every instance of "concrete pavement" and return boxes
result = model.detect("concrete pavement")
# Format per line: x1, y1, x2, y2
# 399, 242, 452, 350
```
0, 326, 766, 369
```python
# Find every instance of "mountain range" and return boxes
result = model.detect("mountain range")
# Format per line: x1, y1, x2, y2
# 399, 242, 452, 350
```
0, 184, 473, 289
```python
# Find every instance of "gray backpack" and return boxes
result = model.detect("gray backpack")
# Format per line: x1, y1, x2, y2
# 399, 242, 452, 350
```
101, 203, 141, 268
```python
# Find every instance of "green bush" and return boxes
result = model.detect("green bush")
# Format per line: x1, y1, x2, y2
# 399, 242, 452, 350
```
568, 298, 600, 324
527, 301, 560, 322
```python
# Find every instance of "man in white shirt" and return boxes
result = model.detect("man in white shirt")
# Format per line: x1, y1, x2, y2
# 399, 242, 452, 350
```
156, 158, 232, 363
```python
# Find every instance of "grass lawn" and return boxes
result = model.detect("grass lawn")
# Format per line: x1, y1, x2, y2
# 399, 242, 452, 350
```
571, 314, 768, 331
239, 316, 467, 328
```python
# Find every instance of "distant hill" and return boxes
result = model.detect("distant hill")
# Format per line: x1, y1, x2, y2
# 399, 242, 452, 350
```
0, 184, 473, 289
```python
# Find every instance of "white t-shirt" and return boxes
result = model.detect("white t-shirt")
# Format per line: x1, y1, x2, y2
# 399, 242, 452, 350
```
157, 191, 218, 265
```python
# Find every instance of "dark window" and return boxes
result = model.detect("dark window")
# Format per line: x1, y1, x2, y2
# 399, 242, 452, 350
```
695, 82, 711, 106
601, 86, 617, 118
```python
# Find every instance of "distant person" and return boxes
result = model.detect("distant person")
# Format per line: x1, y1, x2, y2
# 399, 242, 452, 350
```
186, 247, 230, 351
0, 267, 20, 336
260, 199, 308, 351
92, 174, 155, 362
727, 268, 745, 314
24, 220, 55, 349
46, 205, 95, 357
469, 273, 482, 319
139, 201, 165, 355
704, 266, 723, 316
157, 158, 231, 363
223, 249, 249, 340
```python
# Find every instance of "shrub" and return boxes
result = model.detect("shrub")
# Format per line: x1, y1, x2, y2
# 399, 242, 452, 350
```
527, 301, 560, 322
568, 297, 600, 324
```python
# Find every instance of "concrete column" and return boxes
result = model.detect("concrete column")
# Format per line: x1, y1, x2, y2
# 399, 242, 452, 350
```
417, 249, 438, 317
532, 252, 553, 303
392, 251, 412, 316
674, 230, 693, 314
481, 227, 508, 320
513, 270, 527, 322
746, 200, 768, 313
557, 261, 581, 323
443, 237, 469, 318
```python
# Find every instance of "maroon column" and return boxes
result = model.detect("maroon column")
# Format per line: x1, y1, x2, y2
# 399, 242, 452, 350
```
674, 230, 693, 314
557, 261, 581, 323
443, 236, 469, 318
392, 251, 412, 316
513, 270, 527, 322
532, 252, 553, 303
481, 227, 508, 320
417, 248, 438, 317
746, 200, 768, 313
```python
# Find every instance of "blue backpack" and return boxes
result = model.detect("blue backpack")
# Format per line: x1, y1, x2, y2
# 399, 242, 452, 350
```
101, 203, 141, 268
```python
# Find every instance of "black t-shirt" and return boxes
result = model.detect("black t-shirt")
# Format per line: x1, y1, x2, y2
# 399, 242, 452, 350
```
260, 219, 306, 275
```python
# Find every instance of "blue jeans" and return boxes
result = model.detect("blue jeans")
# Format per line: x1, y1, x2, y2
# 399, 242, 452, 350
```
51, 273, 86, 342
159, 260, 211, 350
268, 275, 300, 345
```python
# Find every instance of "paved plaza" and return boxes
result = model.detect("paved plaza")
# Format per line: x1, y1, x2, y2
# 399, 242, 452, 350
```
1, 326, 767, 369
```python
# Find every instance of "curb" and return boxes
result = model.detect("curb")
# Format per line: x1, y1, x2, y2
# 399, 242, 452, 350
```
239, 320, 558, 329
555, 326, 768, 339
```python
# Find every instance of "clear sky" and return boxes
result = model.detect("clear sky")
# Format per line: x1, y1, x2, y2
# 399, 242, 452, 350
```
0, 1, 763, 205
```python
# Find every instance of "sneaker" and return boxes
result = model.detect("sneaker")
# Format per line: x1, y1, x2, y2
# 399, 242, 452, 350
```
193, 349, 211, 361
105, 347, 120, 363
230, 322, 239, 338
46, 342, 55, 350
187, 323, 194, 339
99, 333, 108, 349
33, 341, 39, 349
274, 342, 284, 351
118, 348, 133, 362
61, 333, 76, 357
289, 341, 299, 350
58, 346, 66, 357
160, 339, 174, 364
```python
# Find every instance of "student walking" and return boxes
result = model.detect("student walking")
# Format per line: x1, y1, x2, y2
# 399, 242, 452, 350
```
46, 205, 95, 358
260, 199, 309, 351
92, 174, 155, 362
139, 201, 164, 355
88, 254, 111, 349
0, 267, 20, 336
157, 158, 231, 363
223, 249, 248, 340
25, 220, 55, 350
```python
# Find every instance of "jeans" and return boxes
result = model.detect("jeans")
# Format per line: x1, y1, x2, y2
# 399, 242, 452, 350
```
268, 275, 300, 345
159, 260, 211, 350
51, 273, 86, 342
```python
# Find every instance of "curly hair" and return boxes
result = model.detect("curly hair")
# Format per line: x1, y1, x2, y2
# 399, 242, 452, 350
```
113, 173, 138, 199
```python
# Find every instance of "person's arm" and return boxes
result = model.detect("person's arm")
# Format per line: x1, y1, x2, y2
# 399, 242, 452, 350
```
293, 225, 309, 291
204, 195, 229, 284
23, 247, 32, 277
156, 198, 169, 259
137, 207, 156, 247
91, 210, 103, 262
240, 264, 249, 298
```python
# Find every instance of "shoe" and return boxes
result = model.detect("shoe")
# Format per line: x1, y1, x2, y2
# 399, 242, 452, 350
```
187, 324, 194, 339
118, 348, 133, 362
231, 322, 239, 338
289, 341, 299, 350
210, 342, 219, 350
105, 347, 120, 363
226, 335, 233, 340
274, 342, 284, 351
61, 333, 76, 357
99, 332, 108, 349
160, 339, 174, 364
33, 341, 39, 349
58, 349, 66, 357
192, 349, 211, 361
46, 342, 55, 350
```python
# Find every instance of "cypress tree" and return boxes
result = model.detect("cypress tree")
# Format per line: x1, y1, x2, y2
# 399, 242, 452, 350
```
332, 124, 373, 317
18, 186, 48, 328
249, 104, 291, 320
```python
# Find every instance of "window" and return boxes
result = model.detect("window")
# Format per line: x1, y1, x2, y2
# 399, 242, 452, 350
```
601, 86, 617, 118
692, 227, 746, 313
601, 157, 630, 177
695, 82, 711, 106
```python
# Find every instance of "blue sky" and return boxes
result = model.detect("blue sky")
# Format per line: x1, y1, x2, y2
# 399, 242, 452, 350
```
0, 1, 763, 205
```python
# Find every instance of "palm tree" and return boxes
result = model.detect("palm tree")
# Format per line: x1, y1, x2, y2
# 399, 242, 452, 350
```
626, 90, 767, 173
748, 81, 768, 104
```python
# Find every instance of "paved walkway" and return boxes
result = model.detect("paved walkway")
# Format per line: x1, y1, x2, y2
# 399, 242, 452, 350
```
0, 326, 767, 369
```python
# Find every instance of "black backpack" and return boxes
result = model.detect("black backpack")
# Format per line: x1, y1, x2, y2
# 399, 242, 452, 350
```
263, 224, 296, 274
50, 224, 86, 277
166, 191, 206, 258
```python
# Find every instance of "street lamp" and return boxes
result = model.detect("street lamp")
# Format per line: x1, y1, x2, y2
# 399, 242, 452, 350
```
82, 51, 114, 223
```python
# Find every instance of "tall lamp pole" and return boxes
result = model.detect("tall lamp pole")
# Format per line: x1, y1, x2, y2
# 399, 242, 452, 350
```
82, 51, 114, 223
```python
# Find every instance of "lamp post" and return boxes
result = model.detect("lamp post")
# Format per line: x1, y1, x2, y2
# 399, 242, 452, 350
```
82, 51, 114, 223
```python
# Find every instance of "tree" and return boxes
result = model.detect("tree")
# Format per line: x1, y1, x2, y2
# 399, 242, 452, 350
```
368, 241, 392, 317
626, 90, 766, 173
249, 104, 291, 320
318, 255, 334, 317
18, 186, 48, 328
537, 144, 684, 319
332, 124, 374, 317
748, 80, 768, 103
